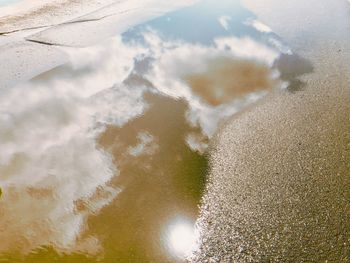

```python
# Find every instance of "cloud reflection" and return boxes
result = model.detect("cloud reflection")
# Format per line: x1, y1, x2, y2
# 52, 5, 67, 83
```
0, 36, 148, 254
0, 5, 295, 256
142, 32, 282, 138
244, 18, 272, 33
0, 28, 285, 255
218, 15, 231, 31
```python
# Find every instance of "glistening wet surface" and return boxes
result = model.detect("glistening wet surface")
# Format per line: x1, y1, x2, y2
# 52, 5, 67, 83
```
0, 0, 312, 262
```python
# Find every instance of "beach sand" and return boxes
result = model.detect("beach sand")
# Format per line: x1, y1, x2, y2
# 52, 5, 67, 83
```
192, 0, 350, 261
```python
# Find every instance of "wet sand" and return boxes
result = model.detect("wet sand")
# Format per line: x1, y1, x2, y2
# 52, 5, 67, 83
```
192, 0, 350, 261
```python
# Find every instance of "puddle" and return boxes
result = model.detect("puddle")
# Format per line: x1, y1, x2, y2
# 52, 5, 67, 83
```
0, 0, 312, 262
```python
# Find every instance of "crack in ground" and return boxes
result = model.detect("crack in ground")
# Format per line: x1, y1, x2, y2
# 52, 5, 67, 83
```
25, 39, 61, 46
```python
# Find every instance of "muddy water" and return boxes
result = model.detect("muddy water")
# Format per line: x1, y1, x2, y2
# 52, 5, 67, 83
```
94, 94, 208, 262
0, 0, 312, 262
5, 94, 207, 263
183, 57, 281, 106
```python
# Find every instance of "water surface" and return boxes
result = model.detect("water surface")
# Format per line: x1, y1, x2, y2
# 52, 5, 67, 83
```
0, 0, 312, 262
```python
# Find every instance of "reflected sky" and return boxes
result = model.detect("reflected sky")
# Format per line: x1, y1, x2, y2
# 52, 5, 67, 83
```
0, 0, 312, 262
123, 0, 291, 53
125, 0, 260, 44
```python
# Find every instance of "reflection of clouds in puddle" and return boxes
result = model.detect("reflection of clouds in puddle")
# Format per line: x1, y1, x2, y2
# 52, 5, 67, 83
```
218, 15, 231, 31
244, 18, 272, 33
142, 32, 282, 138
0, 29, 286, 255
0, 20, 295, 256
185, 91, 267, 138
186, 133, 209, 154
0, 36, 148, 254
128, 131, 159, 157
95, 93, 208, 262
268, 37, 293, 55
183, 56, 279, 106
214, 37, 278, 65
243, 17, 293, 56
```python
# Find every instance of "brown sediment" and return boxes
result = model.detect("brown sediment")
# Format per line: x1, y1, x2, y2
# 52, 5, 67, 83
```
183, 57, 280, 106
86, 93, 208, 262
0, 92, 208, 262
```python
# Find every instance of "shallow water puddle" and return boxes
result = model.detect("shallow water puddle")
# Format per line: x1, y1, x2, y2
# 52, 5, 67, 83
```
0, 0, 312, 262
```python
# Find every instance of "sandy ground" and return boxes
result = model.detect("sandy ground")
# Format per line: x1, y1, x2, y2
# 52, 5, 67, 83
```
191, 0, 350, 261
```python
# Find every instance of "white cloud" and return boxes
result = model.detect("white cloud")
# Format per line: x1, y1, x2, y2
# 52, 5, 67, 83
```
218, 15, 231, 31
186, 133, 209, 154
214, 37, 279, 65
0, 36, 148, 254
0, 29, 285, 253
268, 37, 293, 55
244, 19, 272, 33
128, 132, 158, 157
142, 32, 281, 138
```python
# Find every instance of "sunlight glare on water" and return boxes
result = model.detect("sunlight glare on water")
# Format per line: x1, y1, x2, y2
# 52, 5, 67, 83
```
165, 218, 197, 260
